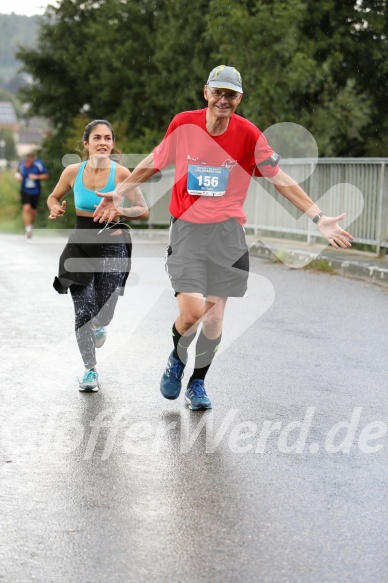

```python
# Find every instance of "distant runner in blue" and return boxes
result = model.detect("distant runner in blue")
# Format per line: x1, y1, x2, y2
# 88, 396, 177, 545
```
16, 152, 48, 238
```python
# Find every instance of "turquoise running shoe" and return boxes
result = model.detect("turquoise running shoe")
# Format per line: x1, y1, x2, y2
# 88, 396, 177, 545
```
79, 369, 99, 392
93, 326, 107, 348
185, 379, 212, 410
160, 350, 186, 400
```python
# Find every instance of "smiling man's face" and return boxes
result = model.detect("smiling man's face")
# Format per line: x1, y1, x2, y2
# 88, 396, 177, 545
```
204, 85, 242, 120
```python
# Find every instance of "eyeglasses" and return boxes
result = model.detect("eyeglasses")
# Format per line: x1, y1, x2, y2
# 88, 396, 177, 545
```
209, 88, 240, 101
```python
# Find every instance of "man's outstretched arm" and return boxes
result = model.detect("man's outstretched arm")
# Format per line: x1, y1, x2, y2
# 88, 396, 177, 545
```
93, 153, 156, 223
269, 168, 353, 249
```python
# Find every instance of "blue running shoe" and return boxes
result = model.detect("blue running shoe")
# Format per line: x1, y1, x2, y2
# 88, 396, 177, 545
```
185, 379, 212, 410
93, 326, 107, 348
160, 350, 186, 400
79, 369, 99, 392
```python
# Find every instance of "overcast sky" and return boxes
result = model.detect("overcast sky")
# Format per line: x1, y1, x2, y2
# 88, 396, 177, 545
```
0, 1, 58, 16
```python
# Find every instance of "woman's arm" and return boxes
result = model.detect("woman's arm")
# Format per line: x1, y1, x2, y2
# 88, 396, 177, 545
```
47, 165, 77, 219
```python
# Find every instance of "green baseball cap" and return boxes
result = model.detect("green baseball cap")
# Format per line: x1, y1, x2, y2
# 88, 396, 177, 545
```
207, 65, 243, 93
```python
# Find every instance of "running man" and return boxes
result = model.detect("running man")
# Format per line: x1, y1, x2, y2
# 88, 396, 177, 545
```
16, 152, 48, 238
93, 65, 353, 410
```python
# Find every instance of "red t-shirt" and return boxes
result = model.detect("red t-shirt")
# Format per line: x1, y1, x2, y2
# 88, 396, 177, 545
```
153, 108, 279, 224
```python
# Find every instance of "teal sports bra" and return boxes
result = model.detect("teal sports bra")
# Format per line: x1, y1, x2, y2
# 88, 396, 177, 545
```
74, 160, 117, 212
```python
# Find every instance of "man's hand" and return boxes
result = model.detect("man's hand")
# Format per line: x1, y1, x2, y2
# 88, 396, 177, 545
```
93, 190, 123, 223
317, 214, 353, 249
49, 201, 66, 219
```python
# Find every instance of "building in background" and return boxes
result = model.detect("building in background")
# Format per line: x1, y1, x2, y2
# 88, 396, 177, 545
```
0, 101, 19, 134
17, 116, 49, 157
0, 101, 19, 166
0, 101, 49, 162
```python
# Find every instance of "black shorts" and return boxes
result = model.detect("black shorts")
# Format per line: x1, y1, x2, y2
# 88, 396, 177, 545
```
21, 190, 40, 209
165, 217, 249, 297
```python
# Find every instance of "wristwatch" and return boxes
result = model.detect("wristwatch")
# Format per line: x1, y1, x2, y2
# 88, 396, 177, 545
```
312, 211, 325, 224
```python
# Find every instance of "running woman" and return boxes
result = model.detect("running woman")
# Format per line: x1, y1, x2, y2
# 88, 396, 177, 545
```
47, 120, 148, 391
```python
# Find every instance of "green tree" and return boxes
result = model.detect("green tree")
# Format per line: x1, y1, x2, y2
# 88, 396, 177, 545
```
17, 0, 213, 156
346, 0, 388, 155
16, 0, 388, 158
17, 0, 162, 147
146, 0, 213, 129
205, 0, 380, 156
296, 0, 378, 155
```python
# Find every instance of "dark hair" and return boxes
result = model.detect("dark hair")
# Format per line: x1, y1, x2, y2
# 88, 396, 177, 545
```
82, 119, 115, 142
81, 119, 121, 161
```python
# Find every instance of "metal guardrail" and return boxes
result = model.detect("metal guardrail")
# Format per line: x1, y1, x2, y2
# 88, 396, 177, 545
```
140, 159, 388, 255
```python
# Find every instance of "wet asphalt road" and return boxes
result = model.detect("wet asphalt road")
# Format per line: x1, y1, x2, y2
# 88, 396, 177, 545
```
1, 232, 388, 583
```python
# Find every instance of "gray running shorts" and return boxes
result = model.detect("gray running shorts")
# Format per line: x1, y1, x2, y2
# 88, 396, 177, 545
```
165, 217, 249, 297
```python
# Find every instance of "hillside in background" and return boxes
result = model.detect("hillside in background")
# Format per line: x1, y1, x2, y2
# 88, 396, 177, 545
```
0, 13, 40, 89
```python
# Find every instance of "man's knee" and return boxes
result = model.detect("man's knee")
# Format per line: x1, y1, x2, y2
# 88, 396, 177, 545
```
202, 309, 224, 330
179, 309, 204, 331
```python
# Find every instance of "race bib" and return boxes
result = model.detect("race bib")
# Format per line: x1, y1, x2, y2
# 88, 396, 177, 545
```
25, 178, 37, 189
187, 164, 229, 197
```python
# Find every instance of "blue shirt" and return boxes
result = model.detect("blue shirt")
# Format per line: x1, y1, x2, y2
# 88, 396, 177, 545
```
18, 159, 48, 195
73, 160, 117, 212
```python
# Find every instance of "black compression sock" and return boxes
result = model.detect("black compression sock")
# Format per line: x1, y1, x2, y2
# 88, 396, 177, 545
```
172, 323, 197, 363
190, 330, 222, 381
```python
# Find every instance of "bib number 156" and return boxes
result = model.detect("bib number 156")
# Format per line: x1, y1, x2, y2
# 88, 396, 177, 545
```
198, 175, 219, 188
187, 164, 229, 196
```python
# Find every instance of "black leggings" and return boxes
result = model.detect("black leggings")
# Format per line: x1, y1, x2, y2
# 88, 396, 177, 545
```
70, 243, 129, 369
